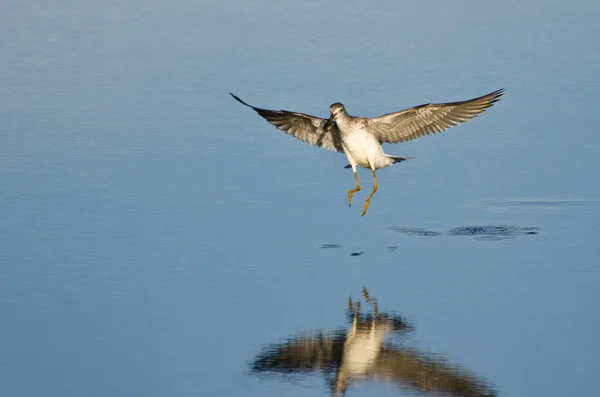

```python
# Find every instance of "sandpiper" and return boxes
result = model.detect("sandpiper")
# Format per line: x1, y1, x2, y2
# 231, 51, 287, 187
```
231, 89, 503, 215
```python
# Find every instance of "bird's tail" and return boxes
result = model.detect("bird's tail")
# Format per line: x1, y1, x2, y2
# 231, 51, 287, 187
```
343, 156, 413, 169
386, 155, 412, 164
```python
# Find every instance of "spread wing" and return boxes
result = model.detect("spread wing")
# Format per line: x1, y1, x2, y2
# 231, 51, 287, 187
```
251, 331, 346, 375
373, 348, 497, 397
366, 89, 504, 144
231, 93, 343, 153
250, 332, 496, 397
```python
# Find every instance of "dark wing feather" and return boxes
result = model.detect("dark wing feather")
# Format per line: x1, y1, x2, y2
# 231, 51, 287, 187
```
231, 93, 343, 152
251, 331, 346, 375
373, 347, 497, 397
366, 89, 504, 144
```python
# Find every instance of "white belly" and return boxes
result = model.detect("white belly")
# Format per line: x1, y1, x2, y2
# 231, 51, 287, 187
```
341, 333, 381, 376
341, 128, 389, 170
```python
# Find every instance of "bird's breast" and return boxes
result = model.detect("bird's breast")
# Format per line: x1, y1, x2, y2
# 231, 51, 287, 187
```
339, 124, 386, 169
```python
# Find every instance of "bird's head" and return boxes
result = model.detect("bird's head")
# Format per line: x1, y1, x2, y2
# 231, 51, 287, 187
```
329, 102, 346, 117
324, 103, 346, 131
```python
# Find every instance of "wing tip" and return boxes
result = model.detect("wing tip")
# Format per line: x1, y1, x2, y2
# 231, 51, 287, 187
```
473, 88, 504, 109
230, 92, 254, 108
488, 88, 505, 102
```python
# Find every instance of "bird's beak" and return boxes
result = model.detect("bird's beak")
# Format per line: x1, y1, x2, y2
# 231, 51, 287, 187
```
324, 113, 334, 132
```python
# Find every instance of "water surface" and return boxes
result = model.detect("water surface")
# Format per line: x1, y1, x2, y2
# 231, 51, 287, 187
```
2, 1, 599, 396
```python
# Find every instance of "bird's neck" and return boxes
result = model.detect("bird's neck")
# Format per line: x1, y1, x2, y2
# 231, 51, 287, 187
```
335, 112, 352, 125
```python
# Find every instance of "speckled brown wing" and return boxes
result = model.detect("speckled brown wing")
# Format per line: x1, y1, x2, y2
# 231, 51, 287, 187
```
373, 348, 497, 397
366, 89, 504, 144
231, 93, 344, 153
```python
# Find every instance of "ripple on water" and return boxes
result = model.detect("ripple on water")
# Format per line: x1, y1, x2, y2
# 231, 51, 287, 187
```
388, 227, 443, 236
320, 244, 342, 249
320, 244, 364, 256
481, 198, 600, 212
388, 225, 539, 241
447, 225, 540, 241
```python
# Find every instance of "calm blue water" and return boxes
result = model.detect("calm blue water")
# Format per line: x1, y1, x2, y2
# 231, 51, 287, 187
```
2, 1, 599, 396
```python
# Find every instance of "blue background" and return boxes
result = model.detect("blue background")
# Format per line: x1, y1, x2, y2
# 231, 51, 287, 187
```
1, 1, 599, 396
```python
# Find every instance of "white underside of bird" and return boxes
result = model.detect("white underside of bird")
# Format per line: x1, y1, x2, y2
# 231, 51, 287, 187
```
337, 117, 398, 171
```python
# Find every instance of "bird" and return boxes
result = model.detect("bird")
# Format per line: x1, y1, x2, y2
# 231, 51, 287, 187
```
231, 89, 503, 216
251, 287, 496, 397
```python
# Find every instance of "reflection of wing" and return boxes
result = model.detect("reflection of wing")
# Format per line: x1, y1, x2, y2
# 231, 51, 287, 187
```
373, 347, 497, 397
251, 331, 346, 375
251, 331, 495, 397
231, 94, 344, 152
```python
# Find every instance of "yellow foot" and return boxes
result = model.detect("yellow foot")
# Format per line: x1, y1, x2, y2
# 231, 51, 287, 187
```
348, 172, 361, 207
348, 188, 361, 207
361, 201, 370, 216
362, 287, 370, 302
361, 171, 378, 216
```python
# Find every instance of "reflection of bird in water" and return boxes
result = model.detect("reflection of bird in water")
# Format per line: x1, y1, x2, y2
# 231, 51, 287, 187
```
251, 287, 496, 397
333, 288, 392, 396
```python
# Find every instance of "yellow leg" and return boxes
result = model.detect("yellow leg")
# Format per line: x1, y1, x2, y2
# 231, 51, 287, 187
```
347, 172, 361, 207
362, 286, 377, 318
350, 300, 360, 335
373, 300, 378, 321
362, 286, 370, 303
361, 170, 378, 216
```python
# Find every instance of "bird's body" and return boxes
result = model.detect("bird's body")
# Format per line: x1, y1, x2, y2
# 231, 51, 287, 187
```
335, 114, 395, 170
231, 89, 503, 215
334, 290, 393, 396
